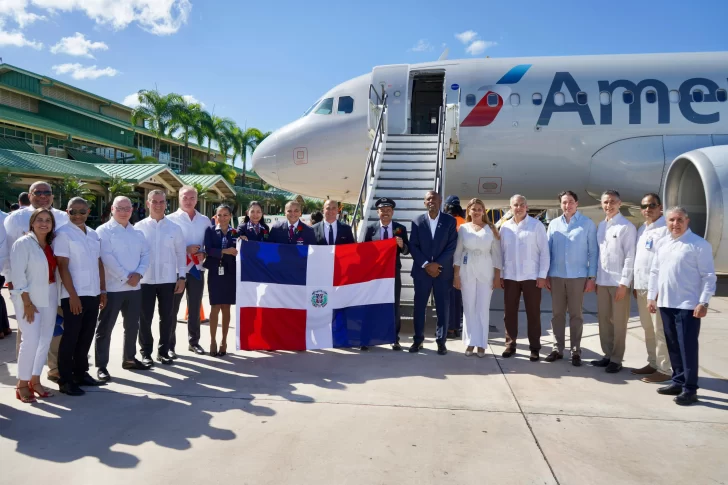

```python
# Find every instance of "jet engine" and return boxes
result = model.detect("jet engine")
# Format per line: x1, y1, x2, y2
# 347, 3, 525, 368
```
663, 146, 728, 272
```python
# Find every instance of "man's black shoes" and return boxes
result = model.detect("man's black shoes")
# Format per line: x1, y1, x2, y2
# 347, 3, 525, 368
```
591, 357, 610, 367
437, 343, 448, 356
571, 355, 582, 367
392, 342, 402, 351
408, 342, 423, 353
189, 344, 205, 355
657, 384, 682, 396
545, 351, 563, 363
501, 348, 515, 358
674, 392, 698, 406
74, 373, 105, 386
529, 351, 540, 362
97, 368, 111, 382
59, 383, 85, 396
605, 362, 623, 373
360, 346, 369, 351
122, 359, 152, 370
140, 354, 154, 367
157, 353, 174, 365
169, 350, 179, 360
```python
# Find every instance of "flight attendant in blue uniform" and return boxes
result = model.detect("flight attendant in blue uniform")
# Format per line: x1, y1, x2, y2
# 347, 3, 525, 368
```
203, 204, 238, 357
237, 201, 270, 242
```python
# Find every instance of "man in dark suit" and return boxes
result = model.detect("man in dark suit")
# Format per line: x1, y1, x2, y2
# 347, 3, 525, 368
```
409, 191, 458, 355
268, 201, 316, 245
312, 199, 356, 246
364, 197, 409, 351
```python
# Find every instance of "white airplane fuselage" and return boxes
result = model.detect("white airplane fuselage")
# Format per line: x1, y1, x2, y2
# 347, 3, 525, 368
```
253, 51, 728, 207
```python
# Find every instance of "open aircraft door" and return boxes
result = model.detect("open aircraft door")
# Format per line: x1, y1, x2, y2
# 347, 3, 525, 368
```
372, 64, 409, 134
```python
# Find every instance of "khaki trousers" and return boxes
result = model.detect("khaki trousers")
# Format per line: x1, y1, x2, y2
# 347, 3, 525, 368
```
596, 285, 631, 364
635, 290, 671, 374
550, 277, 586, 355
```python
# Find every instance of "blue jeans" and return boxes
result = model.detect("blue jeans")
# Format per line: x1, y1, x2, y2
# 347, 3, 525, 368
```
659, 307, 701, 393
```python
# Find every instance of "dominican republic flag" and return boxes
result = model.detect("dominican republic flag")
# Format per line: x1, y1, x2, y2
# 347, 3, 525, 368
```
236, 239, 397, 351
187, 253, 202, 280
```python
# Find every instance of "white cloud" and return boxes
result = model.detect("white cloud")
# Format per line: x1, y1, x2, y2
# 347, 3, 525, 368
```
30, 0, 192, 35
0, 0, 46, 28
182, 94, 205, 108
52, 63, 118, 80
50, 32, 108, 58
0, 19, 43, 49
409, 39, 432, 52
123, 92, 206, 109
455, 30, 478, 45
465, 40, 497, 55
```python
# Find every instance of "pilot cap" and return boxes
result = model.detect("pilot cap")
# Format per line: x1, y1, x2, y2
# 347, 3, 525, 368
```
375, 197, 396, 209
445, 195, 460, 206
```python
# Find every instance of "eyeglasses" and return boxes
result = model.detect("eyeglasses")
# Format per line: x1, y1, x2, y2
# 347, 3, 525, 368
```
640, 203, 658, 209
32, 190, 52, 196
150, 200, 166, 205
68, 209, 88, 216
113, 206, 132, 212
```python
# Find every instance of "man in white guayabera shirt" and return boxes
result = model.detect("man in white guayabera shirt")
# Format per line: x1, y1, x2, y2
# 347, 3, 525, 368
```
632, 192, 671, 383
648, 206, 716, 406
591, 190, 637, 374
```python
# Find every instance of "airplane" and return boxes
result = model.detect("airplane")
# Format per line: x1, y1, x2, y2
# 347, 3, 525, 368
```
251, 51, 728, 270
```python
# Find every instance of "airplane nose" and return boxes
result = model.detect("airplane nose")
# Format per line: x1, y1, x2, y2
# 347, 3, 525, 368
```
251, 132, 279, 186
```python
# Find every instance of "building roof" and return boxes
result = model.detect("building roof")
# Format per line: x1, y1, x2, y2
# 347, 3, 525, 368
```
95, 163, 167, 183
66, 147, 110, 164
179, 174, 235, 199
0, 148, 108, 180
0, 104, 129, 149
0, 137, 35, 153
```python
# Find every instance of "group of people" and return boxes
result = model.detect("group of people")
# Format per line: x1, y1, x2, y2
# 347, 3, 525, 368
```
0, 181, 717, 407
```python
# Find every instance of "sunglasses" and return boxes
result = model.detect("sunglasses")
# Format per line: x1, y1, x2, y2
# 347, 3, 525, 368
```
32, 190, 52, 196
68, 209, 88, 216
640, 203, 659, 209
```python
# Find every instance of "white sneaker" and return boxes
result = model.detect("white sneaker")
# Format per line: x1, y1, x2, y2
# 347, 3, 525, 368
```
464, 350, 474, 357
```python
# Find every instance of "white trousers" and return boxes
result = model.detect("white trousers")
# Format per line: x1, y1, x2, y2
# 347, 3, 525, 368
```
14, 283, 57, 381
461, 275, 494, 348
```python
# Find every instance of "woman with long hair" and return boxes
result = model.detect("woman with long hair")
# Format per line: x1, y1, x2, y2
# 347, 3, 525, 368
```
453, 198, 502, 357
203, 204, 238, 357
237, 201, 271, 242
12, 208, 58, 402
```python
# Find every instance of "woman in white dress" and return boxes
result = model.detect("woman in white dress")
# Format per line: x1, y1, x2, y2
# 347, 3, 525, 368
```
453, 198, 502, 357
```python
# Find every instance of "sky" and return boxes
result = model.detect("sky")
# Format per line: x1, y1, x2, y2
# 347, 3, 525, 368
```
1, 0, 728, 169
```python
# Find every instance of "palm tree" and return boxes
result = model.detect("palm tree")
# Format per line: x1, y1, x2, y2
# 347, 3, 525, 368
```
170, 101, 203, 172
106, 174, 136, 201
230, 127, 270, 187
131, 90, 184, 159
52, 175, 96, 207
203, 115, 235, 163
128, 148, 158, 164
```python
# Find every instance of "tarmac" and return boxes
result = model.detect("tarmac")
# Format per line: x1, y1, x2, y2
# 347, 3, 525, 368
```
0, 283, 727, 485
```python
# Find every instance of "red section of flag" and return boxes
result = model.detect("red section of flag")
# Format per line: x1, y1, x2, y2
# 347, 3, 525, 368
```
461, 91, 503, 127
333, 239, 396, 286
239, 307, 307, 351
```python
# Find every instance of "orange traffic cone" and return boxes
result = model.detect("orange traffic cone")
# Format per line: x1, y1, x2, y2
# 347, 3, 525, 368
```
178, 305, 208, 323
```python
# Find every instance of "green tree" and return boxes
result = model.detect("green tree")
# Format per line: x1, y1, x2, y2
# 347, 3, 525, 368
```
129, 148, 158, 164
131, 90, 184, 159
0, 172, 20, 209
106, 174, 136, 201
203, 115, 234, 163
230, 128, 271, 187
52, 176, 96, 208
170, 101, 204, 172
191, 182, 209, 201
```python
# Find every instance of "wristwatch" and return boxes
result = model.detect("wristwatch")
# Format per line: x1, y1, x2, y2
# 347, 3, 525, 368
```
178, 276, 186, 281
699, 302, 709, 309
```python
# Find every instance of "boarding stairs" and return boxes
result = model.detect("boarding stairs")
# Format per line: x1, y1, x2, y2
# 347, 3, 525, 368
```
352, 86, 448, 303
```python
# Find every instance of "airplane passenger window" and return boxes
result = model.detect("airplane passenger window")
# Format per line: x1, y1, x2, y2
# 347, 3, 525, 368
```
623, 91, 634, 104
554, 92, 565, 106
576, 92, 587, 105
692, 90, 704, 103
717, 89, 728, 102
466, 94, 476, 106
315, 98, 334, 115
337, 96, 354, 114
646, 90, 657, 104
487, 93, 499, 107
532, 93, 542, 106
599, 92, 611, 105
669, 90, 680, 103
510, 94, 520, 106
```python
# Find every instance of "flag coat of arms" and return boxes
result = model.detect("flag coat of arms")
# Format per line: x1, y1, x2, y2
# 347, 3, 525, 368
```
236, 239, 397, 350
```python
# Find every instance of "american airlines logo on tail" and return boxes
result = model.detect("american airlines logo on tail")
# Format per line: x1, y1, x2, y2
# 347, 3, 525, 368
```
462, 65, 725, 127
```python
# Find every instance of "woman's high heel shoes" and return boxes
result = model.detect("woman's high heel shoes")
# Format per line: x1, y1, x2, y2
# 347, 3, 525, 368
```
29, 381, 53, 398
217, 343, 227, 357
16, 386, 36, 403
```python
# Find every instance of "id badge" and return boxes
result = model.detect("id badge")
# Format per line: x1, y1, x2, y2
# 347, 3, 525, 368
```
218, 266, 225, 276
645, 239, 653, 250
463, 253, 468, 265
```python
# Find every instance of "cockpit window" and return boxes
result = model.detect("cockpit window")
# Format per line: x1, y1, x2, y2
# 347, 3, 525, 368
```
337, 96, 354, 114
315, 98, 334, 115
303, 100, 320, 117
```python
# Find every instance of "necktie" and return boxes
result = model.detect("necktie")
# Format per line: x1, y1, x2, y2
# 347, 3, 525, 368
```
289, 224, 294, 242
382, 225, 389, 240
328, 224, 334, 245
254, 224, 260, 235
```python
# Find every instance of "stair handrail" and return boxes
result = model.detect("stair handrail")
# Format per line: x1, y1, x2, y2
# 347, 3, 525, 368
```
352, 90, 388, 239
433, 102, 447, 196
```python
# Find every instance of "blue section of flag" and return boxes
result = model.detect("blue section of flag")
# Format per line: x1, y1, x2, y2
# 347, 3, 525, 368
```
188, 264, 201, 280
496, 64, 532, 84
331, 303, 395, 348
240, 240, 308, 285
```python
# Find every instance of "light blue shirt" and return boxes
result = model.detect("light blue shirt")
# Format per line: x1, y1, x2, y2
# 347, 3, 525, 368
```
547, 211, 598, 278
